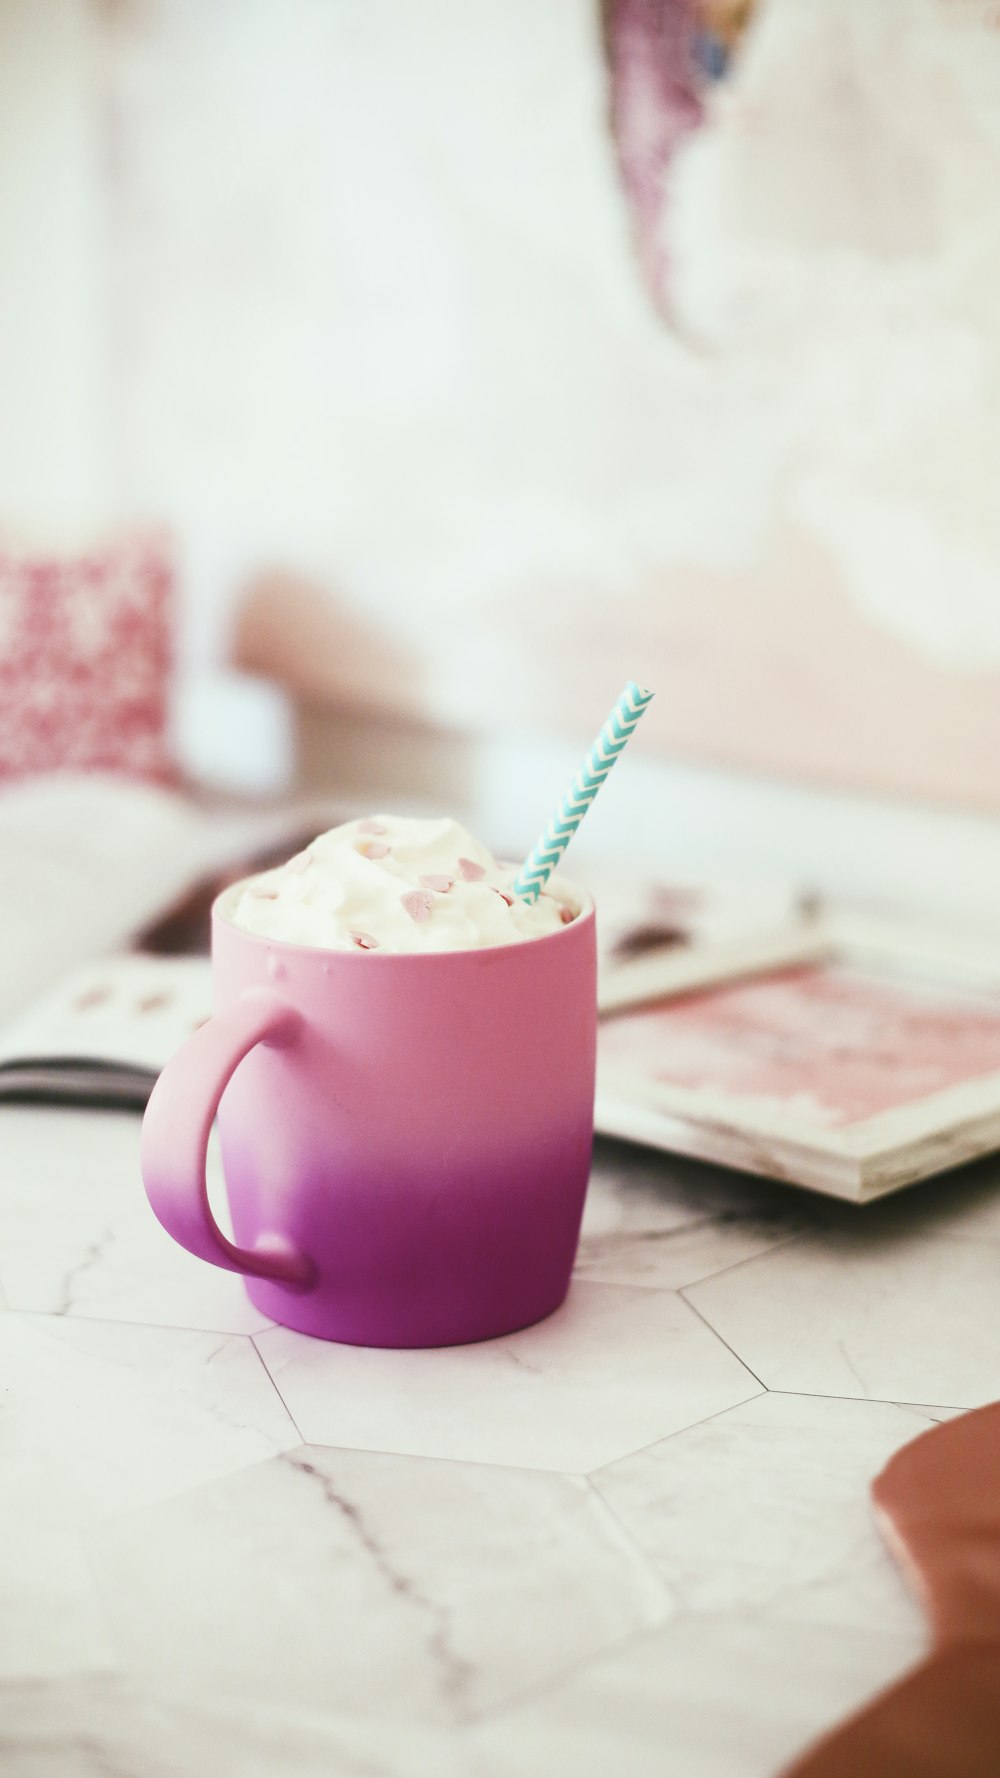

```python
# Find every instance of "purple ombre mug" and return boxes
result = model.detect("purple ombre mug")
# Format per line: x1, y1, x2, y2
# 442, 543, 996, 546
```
140, 879, 596, 1347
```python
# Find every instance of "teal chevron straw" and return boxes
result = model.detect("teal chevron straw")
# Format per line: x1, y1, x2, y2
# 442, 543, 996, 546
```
512, 680, 655, 903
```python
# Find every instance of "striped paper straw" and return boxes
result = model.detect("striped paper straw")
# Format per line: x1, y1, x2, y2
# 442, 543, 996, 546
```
512, 680, 655, 903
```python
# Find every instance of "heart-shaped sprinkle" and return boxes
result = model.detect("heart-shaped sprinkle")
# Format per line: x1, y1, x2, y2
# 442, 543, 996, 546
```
457, 857, 486, 882
420, 873, 454, 893
401, 890, 434, 923
349, 930, 379, 950
361, 840, 390, 859
359, 819, 387, 835
493, 888, 514, 906
559, 905, 575, 924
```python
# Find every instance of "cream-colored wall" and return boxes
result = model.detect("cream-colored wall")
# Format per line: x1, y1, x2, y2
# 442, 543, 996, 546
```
6, 1, 1000, 811
0, 0, 111, 540
292, 694, 1000, 934
103, 0, 1000, 806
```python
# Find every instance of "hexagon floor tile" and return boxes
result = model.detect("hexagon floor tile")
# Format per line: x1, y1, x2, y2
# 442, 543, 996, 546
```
0, 1313, 297, 1534
685, 1224, 1000, 1406
89, 1444, 668, 1725
0, 1530, 117, 1684
469, 1614, 918, 1778
593, 1392, 953, 1638
255, 1281, 762, 1472
8, 1099, 1000, 1777
0, 1107, 268, 1334
577, 1140, 808, 1292
0, 1676, 487, 1778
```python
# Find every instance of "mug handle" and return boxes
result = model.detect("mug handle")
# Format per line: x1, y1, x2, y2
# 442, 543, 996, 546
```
140, 989, 317, 1288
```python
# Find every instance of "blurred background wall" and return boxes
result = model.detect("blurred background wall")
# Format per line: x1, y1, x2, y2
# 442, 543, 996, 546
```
4, 0, 1000, 902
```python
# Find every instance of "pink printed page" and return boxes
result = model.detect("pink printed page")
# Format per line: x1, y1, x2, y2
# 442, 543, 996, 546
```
599, 963, 1000, 1129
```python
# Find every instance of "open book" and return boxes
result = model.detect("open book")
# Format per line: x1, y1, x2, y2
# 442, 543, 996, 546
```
0, 774, 343, 1105
0, 954, 213, 1107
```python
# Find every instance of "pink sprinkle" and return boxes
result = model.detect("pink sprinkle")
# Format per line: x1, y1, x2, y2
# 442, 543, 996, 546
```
420, 873, 454, 893
559, 905, 575, 925
457, 857, 486, 882
401, 890, 434, 923
253, 890, 279, 900
361, 840, 390, 859
359, 819, 386, 835
349, 930, 379, 950
493, 888, 514, 907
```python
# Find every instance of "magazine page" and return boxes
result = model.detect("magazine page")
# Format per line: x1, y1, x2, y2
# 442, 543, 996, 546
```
0, 954, 212, 1105
0, 773, 346, 1027
0, 774, 216, 1026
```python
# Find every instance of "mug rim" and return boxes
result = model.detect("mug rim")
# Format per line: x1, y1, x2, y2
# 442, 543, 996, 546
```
212, 873, 595, 961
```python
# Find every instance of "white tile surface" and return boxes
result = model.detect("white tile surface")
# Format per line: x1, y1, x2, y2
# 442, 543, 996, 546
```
0, 1532, 116, 1682
4, 1097, 998, 1777
0, 1677, 484, 1778
576, 1209, 801, 1291
585, 1138, 807, 1234
685, 1225, 1000, 1406
470, 1615, 917, 1778
0, 1107, 268, 1333
90, 1446, 668, 1725
0, 1313, 297, 1532
577, 1142, 807, 1290
256, 1282, 761, 1473
593, 1393, 941, 1639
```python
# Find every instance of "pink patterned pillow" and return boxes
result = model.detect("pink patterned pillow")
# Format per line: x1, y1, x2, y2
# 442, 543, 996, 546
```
0, 534, 176, 784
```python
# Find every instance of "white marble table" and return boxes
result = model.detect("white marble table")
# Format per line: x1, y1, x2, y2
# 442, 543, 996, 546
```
3, 1104, 999, 1778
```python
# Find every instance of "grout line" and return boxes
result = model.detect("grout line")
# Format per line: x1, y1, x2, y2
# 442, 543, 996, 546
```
674, 1230, 806, 1291
766, 1388, 965, 1416
79, 1528, 141, 1679
580, 1208, 722, 1242
586, 1389, 768, 1479
679, 1231, 817, 1298
575, 1228, 806, 1295
462, 1619, 672, 1733
250, 1334, 308, 1444
461, 1602, 923, 1736
255, 1433, 634, 1482
278, 1389, 965, 1483
454, 1483, 676, 1728
582, 1475, 675, 1613
12, 1306, 272, 1341
676, 1292, 768, 1391
581, 1474, 675, 1613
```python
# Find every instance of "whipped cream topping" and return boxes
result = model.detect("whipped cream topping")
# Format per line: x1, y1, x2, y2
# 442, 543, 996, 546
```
228, 815, 578, 953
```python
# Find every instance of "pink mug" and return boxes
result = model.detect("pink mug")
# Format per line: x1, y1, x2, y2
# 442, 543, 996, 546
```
140, 880, 596, 1347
